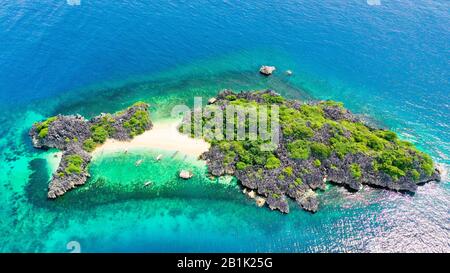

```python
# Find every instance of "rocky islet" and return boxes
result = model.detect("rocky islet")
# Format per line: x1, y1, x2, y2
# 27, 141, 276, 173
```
184, 90, 442, 213
29, 102, 152, 198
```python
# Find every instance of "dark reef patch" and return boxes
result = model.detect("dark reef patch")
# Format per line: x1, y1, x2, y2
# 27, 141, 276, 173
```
26, 158, 51, 207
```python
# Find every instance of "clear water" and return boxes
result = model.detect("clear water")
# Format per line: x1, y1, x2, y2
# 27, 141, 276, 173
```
0, 1, 448, 252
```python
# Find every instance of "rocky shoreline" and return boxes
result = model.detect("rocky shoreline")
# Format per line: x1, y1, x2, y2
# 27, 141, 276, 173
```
188, 90, 442, 213
30, 102, 152, 198
29, 91, 442, 213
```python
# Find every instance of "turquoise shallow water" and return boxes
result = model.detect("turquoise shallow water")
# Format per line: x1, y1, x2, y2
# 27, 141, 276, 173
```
0, 1, 449, 252
1, 57, 448, 252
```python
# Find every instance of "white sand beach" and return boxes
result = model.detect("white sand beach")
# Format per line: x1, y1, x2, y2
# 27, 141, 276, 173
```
92, 119, 210, 157
46, 151, 63, 174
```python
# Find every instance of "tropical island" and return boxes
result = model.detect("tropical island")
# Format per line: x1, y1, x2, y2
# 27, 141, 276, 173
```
29, 102, 153, 198
181, 90, 442, 213
30, 90, 441, 213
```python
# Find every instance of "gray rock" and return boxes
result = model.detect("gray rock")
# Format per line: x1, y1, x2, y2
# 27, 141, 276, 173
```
179, 170, 194, 179
259, 65, 276, 76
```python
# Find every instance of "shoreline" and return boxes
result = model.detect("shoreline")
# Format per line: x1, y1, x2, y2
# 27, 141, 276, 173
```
45, 150, 63, 175
92, 119, 210, 158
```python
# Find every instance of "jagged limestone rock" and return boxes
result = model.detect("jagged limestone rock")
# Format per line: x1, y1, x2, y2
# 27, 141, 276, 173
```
183, 90, 441, 213
30, 102, 152, 198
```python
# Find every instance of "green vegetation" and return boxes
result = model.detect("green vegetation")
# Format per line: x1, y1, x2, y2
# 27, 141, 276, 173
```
373, 149, 408, 180
261, 93, 284, 104
313, 159, 321, 167
236, 162, 247, 170
38, 128, 49, 139
186, 91, 435, 182
265, 155, 281, 170
280, 106, 314, 138
215, 140, 281, 172
124, 110, 150, 137
376, 130, 397, 142
271, 193, 281, 199
350, 163, 362, 179
420, 154, 434, 176
64, 155, 83, 175
310, 142, 331, 159
34, 116, 57, 138
280, 99, 433, 180
91, 125, 109, 143
84, 103, 150, 151
321, 101, 344, 108
79, 103, 151, 152
83, 138, 97, 152
116, 101, 148, 116
283, 166, 293, 176
80, 115, 116, 152
411, 169, 420, 181
132, 101, 149, 108
175, 91, 440, 214
91, 115, 115, 144
225, 94, 237, 101
287, 139, 310, 159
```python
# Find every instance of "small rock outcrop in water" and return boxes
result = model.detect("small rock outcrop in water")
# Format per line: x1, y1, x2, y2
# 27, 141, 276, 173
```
183, 90, 441, 213
259, 65, 276, 76
255, 196, 266, 207
29, 102, 152, 198
179, 170, 193, 179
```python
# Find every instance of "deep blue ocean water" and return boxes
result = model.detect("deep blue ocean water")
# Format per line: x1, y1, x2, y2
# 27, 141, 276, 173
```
0, 1, 448, 252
